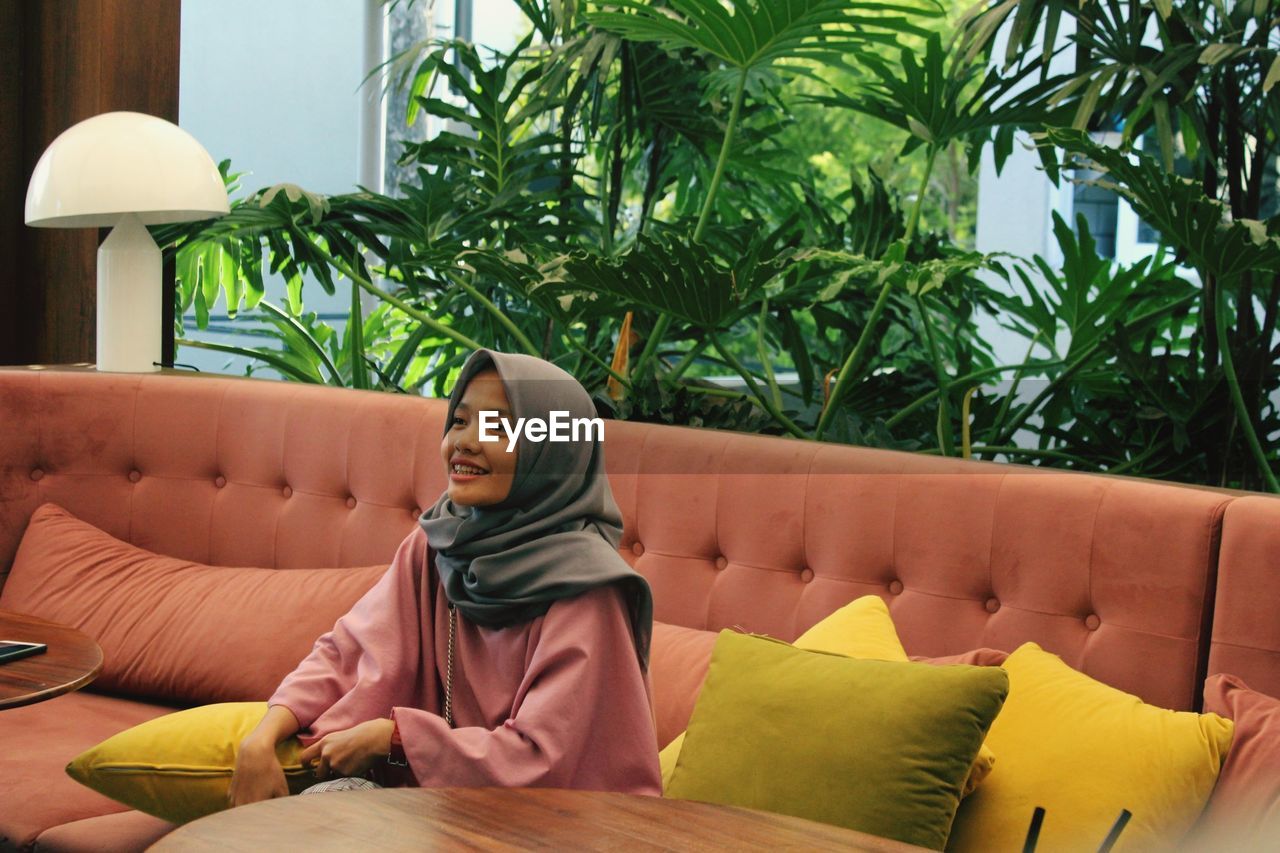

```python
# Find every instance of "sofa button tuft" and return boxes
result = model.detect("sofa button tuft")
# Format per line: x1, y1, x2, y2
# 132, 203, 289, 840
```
714, 556, 728, 570
631, 542, 644, 556
1084, 614, 1101, 631
346, 496, 357, 509
985, 597, 1000, 614
214, 476, 226, 488
282, 485, 293, 498
128, 470, 141, 483
411, 506, 422, 517
800, 568, 814, 584
30, 468, 44, 481
888, 580, 904, 595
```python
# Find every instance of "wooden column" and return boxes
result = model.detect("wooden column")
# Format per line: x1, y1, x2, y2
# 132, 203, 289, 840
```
0, 0, 180, 367
0, 5, 26, 365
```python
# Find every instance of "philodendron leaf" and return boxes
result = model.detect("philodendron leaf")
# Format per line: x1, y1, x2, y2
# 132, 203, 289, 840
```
529, 233, 791, 327
200, 243, 224, 318
907, 264, 946, 297
906, 115, 935, 144
1197, 44, 1247, 66
764, 246, 878, 306
907, 254, 996, 297
1039, 128, 1280, 281
220, 240, 240, 318
259, 183, 331, 226
789, 243, 997, 304
286, 272, 304, 316
1265, 55, 1280, 93
815, 268, 864, 303
1241, 219, 1270, 244
586, 0, 938, 74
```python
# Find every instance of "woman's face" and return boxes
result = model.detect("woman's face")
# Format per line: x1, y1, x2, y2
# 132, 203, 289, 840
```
440, 367, 518, 507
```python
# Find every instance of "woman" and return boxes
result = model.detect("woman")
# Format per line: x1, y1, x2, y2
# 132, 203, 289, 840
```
228, 349, 661, 804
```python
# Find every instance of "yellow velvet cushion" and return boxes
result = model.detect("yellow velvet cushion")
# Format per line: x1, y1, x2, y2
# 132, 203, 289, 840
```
947, 643, 1235, 852
658, 595, 997, 795
665, 630, 1009, 850
66, 702, 312, 824
792, 593, 910, 660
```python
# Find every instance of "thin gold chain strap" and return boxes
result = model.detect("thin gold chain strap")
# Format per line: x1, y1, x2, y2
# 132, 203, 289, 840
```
443, 603, 455, 728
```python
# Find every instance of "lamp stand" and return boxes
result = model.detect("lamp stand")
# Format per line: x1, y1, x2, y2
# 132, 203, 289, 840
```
96, 213, 162, 373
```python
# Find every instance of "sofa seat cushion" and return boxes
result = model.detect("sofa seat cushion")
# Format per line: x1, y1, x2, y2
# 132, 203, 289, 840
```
0, 502, 388, 704
0, 691, 174, 851
32, 809, 175, 853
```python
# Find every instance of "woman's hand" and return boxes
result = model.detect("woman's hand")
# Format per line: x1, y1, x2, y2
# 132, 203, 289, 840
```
298, 718, 396, 781
228, 738, 289, 807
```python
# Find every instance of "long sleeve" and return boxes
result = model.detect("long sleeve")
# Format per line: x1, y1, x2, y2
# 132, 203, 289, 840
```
393, 582, 662, 796
267, 527, 435, 738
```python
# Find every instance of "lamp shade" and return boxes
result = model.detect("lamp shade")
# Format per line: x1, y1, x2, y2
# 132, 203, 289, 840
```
25, 111, 229, 228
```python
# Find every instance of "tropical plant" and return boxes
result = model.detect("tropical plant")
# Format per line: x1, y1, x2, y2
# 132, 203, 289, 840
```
974, 211, 1206, 475
160, 0, 1280, 492
956, 0, 1280, 489
802, 25, 1070, 444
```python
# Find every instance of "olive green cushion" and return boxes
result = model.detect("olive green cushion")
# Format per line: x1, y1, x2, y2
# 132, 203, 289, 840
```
664, 631, 1009, 850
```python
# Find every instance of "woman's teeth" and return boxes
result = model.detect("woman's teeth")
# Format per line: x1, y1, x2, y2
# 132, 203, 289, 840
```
453, 464, 486, 475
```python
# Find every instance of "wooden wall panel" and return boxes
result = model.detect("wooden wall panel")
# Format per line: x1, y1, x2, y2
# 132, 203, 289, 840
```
21, 0, 103, 366
0, 4, 25, 364
1, 0, 180, 367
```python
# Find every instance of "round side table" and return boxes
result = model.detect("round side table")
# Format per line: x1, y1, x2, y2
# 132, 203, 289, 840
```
0, 611, 103, 710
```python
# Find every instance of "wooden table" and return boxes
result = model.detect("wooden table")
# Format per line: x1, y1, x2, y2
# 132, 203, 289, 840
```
0, 611, 103, 709
149, 787, 929, 851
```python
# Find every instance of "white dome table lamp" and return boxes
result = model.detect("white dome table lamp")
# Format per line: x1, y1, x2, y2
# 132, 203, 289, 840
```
24, 111, 230, 373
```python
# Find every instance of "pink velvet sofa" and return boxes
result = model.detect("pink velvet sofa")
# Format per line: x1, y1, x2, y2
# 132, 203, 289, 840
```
0, 367, 1276, 851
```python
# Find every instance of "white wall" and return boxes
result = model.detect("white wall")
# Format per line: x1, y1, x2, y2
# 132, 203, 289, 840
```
176, 0, 377, 378
975, 138, 1068, 270
180, 0, 370, 196
972, 15, 1079, 369
175, 0, 523, 381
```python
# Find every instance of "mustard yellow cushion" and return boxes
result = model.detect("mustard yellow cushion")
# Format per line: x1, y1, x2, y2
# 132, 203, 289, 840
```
665, 631, 1009, 850
66, 701, 312, 824
791, 593, 911, 659
947, 643, 1235, 852
658, 595, 996, 795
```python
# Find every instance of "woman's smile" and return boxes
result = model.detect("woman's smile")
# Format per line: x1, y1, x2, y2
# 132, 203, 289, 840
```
449, 456, 489, 480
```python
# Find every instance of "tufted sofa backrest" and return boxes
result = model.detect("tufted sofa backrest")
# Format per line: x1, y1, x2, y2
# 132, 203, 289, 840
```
1209, 495, 1280, 698
0, 368, 1238, 711
599, 418, 1231, 712
0, 370, 446, 576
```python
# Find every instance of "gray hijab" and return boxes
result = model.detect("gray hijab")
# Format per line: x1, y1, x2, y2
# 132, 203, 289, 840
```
419, 349, 653, 671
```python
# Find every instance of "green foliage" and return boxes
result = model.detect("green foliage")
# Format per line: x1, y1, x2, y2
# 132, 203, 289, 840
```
164, 0, 1280, 492
398, 36, 587, 245
586, 0, 939, 72
531, 229, 795, 327
811, 30, 1067, 171
982, 213, 1201, 457
594, 377, 779, 432
1039, 128, 1280, 283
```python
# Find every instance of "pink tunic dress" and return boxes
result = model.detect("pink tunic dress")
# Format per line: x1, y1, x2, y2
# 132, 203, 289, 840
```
267, 526, 662, 795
